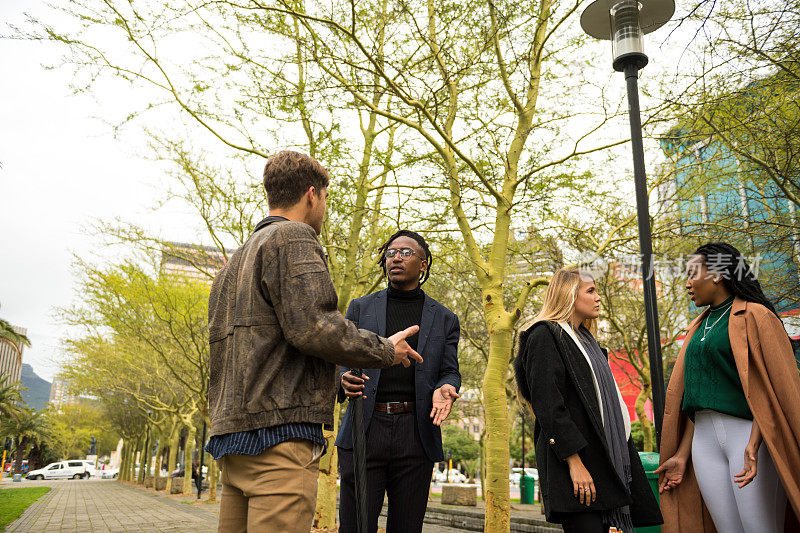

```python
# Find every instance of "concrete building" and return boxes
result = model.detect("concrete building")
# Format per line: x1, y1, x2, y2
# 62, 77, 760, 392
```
160, 242, 227, 282
49, 377, 79, 409
0, 324, 26, 386
451, 389, 484, 441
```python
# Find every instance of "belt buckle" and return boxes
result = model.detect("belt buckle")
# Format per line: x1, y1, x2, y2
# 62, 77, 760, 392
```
387, 403, 398, 414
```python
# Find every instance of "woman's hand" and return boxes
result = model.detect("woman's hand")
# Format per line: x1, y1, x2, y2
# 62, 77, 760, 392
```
735, 419, 762, 488
734, 444, 758, 488
654, 455, 687, 493
566, 454, 595, 506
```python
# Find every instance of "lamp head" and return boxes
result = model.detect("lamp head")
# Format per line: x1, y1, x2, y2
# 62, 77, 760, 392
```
580, 0, 675, 72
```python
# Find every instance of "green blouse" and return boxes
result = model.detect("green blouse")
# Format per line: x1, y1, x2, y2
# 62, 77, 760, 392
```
682, 297, 752, 421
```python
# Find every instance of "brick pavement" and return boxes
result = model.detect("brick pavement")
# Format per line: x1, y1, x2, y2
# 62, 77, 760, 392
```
2, 478, 217, 532
1, 478, 559, 532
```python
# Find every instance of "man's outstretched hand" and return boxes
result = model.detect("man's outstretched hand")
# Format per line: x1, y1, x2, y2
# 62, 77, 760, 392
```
388, 325, 423, 367
430, 384, 459, 426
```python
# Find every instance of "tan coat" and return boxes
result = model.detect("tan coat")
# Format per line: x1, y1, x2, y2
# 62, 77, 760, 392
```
660, 297, 800, 533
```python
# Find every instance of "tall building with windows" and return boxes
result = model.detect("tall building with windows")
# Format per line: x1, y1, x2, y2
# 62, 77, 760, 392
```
660, 129, 800, 344
48, 377, 78, 409
0, 324, 27, 386
160, 242, 227, 282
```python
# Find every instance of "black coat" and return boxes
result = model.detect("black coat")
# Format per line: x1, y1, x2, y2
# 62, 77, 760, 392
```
514, 321, 662, 527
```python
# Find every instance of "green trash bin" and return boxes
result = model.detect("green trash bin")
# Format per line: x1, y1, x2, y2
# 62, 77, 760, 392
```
520, 475, 536, 504
635, 452, 661, 533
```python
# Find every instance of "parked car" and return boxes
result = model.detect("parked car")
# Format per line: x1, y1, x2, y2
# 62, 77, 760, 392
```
26, 461, 91, 480
81, 461, 99, 478
101, 467, 120, 479
510, 467, 539, 485
433, 468, 467, 483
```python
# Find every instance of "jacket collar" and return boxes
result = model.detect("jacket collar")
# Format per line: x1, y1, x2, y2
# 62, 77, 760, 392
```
253, 215, 289, 233
732, 296, 748, 315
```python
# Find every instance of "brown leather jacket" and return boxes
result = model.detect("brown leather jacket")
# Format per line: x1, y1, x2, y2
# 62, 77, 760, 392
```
208, 216, 395, 437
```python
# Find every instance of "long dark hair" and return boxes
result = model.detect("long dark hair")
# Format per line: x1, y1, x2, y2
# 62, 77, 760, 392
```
377, 230, 433, 285
693, 242, 779, 317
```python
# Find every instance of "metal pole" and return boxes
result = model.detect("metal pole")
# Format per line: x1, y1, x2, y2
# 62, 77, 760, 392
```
623, 62, 667, 447
350, 369, 369, 533
196, 421, 207, 499
521, 413, 525, 471
521, 412, 526, 502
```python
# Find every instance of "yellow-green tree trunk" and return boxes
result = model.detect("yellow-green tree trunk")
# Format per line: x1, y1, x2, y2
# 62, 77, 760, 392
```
635, 384, 654, 452
314, 409, 341, 530
482, 320, 514, 533
165, 426, 180, 493
207, 458, 218, 502
119, 441, 128, 481
138, 437, 148, 484
183, 423, 197, 495
153, 444, 163, 490
129, 439, 140, 481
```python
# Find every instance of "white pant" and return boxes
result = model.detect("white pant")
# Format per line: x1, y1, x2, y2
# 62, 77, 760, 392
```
692, 410, 788, 533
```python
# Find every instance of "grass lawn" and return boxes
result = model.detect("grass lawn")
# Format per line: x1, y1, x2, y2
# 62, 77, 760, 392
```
0, 487, 51, 528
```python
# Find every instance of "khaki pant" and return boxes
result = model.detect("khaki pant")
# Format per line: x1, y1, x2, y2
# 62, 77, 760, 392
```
217, 438, 324, 532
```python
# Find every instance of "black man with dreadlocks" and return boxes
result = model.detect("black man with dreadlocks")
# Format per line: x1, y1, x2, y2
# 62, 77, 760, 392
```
656, 242, 800, 533
335, 230, 461, 533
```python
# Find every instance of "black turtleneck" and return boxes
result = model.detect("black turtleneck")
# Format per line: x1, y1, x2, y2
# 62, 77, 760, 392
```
375, 284, 425, 403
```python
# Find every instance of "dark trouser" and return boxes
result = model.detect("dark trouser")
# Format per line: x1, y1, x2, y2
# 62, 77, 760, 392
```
338, 411, 434, 533
560, 511, 609, 533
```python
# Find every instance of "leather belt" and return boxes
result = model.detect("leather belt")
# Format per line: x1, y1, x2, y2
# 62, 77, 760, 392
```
374, 401, 415, 414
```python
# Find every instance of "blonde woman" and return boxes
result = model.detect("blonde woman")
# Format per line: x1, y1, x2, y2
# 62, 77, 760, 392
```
514, 269, 662, 533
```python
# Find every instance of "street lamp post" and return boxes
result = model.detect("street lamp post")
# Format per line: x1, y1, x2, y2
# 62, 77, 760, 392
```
580, 0, 675, 446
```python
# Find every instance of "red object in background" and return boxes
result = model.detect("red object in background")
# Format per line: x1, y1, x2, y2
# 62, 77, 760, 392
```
607, 350, 654, 423
3, 460, 28, 472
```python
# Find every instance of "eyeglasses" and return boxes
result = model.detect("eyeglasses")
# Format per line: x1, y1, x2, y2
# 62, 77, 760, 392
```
384, 248, 417, 259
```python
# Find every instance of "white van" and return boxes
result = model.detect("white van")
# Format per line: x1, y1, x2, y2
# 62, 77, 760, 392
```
25, 460, 90, 480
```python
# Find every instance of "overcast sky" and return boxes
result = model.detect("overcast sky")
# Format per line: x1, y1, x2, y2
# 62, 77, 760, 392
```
0, 0, 202, 380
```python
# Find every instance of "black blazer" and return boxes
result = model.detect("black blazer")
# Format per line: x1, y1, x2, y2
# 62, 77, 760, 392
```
334, 289, 461, 462
514, 321, 662, 526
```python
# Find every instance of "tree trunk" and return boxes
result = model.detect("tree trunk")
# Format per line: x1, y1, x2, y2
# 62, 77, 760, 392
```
182, 423, 196, 495
483, 322, 513, 533
479, 432, 486, 500
129, 439, 140, 482
207, 458, 218, 502
635, 384, 654, 452
13, 436, 28, 473
119, 442, 128, 481
314, 408, 341, 529
124, 442, 132, 482
153, 444, 163, 490
165, 425, 180, 493
138, 437, 148, 484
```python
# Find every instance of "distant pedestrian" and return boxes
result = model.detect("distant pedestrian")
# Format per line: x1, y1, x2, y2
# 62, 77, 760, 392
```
656, 242, 800, 533
205, 151, 423, 533
336, 230, 461, 533
514, 268, 662, 533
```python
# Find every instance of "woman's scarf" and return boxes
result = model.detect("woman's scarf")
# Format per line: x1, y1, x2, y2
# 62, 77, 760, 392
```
576, 326, 634, 533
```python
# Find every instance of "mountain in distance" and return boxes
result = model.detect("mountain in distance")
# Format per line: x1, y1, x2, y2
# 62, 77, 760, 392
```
21, 364, 51, 411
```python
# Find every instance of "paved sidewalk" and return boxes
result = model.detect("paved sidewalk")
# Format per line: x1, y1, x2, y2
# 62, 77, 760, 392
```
1, 477, 558, 532
2, 478, 217, 532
